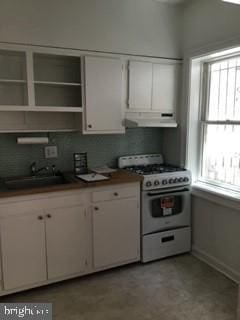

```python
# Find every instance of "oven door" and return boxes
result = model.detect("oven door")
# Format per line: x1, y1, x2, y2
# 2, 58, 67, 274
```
141, 187, 191, 235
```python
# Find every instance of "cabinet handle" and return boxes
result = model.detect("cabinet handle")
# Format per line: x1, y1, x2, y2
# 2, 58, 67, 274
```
38, 215, 43, 220
46, 214, 52, 218
88, 124, 92, 128
114, 192, 119, 196
94, 207, 99, 211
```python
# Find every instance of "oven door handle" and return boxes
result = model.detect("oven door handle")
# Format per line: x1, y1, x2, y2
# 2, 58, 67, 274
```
147, 188, 190, 197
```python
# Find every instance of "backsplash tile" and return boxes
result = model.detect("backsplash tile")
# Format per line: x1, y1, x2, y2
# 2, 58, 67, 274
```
0, 128, 162, 178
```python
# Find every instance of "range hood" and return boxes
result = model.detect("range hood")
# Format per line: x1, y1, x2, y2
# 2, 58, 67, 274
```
125, 112, 177, 128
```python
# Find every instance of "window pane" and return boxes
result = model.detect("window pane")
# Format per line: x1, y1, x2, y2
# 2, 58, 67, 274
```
201, 124, 240, 190
207, 58, 240, 121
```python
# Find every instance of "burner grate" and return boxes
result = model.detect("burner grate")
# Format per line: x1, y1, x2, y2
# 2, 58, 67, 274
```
125, 164, 186, 175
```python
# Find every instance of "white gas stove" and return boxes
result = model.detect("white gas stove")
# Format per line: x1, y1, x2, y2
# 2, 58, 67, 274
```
118, 153, 192, 263
118, 154, 191, 191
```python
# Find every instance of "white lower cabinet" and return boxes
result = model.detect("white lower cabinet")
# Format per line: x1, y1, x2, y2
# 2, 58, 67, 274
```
1, 211, 47, 290
46, 206, 87, 279
0, 204, 87, 291
0, 183, 140, 295
93, 198, 140, 269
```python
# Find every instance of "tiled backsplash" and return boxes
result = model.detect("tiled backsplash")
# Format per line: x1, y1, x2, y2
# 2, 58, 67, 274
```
0, 128, 162, 178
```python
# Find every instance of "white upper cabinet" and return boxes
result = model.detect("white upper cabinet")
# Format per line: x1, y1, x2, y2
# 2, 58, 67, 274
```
0, 45, 83, 113
0, 43, 180, 131
152, 63, 179, 113
0, 49, 28, 108
129, 61, 152, 110
128, 60, 180, 118
33, 53, 82, 111
84, 56, 125, 134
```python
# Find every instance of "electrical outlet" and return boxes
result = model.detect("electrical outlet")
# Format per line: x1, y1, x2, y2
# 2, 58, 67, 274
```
44, 145, 58, 159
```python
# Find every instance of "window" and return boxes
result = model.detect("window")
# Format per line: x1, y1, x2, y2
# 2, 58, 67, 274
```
200, 56, 240, 192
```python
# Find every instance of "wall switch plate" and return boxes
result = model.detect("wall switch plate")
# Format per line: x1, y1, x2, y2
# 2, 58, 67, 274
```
44, 145, 58, 159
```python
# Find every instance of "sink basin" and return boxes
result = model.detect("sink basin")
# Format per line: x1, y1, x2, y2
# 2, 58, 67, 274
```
4, 175, 70, 190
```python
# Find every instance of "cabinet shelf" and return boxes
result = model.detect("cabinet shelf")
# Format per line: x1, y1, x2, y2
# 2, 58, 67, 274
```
34, 81, 82, 87
0, 106, 83, 112
0, 79, 27, 84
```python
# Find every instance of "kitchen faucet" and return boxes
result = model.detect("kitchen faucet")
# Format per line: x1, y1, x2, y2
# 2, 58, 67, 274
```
30, 162, 50, 176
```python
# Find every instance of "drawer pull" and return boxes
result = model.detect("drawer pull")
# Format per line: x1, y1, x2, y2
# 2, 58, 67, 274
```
88, 124, 92, 128
46, 214, 52, 218
114, 192, 119, 196
94, 207, 99, 211
38, 215, 43, 220
162, 235, 175, 243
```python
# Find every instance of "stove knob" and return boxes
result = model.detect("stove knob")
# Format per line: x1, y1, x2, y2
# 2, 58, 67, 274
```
169, 178, 174, 184
162, 179, 168, 185
178, 177, 184, 183
154, 180, 160, 186
146, 181, 152, 187
173, 178, 178, 183
183, 177, 189, 182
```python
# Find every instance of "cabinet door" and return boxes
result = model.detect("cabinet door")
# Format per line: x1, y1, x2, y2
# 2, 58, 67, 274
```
1, 212, 47, 290
93, 198, 140, 269
84, 56, 124, 133
152, 63, 179, 112
46, 205, 87, 279
128, 61, 152, 110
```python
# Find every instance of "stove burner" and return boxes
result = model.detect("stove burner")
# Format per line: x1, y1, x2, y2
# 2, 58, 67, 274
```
125, 164, 186, 175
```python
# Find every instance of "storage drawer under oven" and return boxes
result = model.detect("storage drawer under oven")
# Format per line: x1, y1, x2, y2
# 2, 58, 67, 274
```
141, 227, 191, 263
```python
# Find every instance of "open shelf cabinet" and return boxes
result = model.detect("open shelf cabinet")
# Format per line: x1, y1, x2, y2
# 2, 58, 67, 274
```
0, 47, 83, 112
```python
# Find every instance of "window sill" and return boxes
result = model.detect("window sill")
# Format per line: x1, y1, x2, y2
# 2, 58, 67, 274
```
192, 182, 240, 211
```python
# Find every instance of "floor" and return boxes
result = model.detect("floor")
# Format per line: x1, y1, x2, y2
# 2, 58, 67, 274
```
1, 254, 238, 320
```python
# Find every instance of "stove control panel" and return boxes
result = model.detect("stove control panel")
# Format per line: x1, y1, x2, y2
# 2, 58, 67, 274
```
143, 171, 191, 190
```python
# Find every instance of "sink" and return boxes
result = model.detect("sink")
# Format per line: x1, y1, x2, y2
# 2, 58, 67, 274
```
4, 175, 70, 190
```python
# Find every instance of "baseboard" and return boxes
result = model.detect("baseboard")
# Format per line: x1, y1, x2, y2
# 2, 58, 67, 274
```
192, 246, 240, 284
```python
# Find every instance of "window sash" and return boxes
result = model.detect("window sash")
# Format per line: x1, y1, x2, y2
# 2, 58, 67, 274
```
198, 56, 240, 192
199, 122, 240, 193
202, 57, 240, 122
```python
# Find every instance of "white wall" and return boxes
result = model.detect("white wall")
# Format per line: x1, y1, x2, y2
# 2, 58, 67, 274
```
163, 0, 240, 167
192, 196, 240, 283
0, 0, 183, 58
183, 0, 240, 52
181, 0, 240, 283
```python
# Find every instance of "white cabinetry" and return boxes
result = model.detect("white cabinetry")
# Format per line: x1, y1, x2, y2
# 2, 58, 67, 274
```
0, 46, 83, 113
0, 198, 88, 291
1, 211, 47, 290
0, 50, 28, 107
0, 43, 181, 132
84, 56, 125, 134
0, 45, 84, 132
92, 197, 140, 269
129, 61, 152, 110
0, 183, 140, 295
46, 205, 87, 279
33, 53, 82, 110
127, 60, 180, 127
152, 63, 179, 113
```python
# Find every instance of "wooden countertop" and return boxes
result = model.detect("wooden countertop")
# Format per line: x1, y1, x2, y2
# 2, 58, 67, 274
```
0, 170, 143, 199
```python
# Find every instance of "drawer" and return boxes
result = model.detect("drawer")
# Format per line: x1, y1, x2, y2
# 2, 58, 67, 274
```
142, 227, 191, 263
0, 191, 88, 218
92, 185, 138, 202
42, 192, 88, 209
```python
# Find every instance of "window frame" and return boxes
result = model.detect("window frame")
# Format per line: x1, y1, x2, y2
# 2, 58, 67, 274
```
197, 56, 240, 193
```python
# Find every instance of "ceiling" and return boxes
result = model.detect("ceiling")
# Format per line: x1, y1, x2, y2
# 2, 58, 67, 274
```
154, 0, 188, 4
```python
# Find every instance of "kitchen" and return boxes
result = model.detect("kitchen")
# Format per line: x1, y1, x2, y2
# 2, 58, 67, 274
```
0, 0, 239, 319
